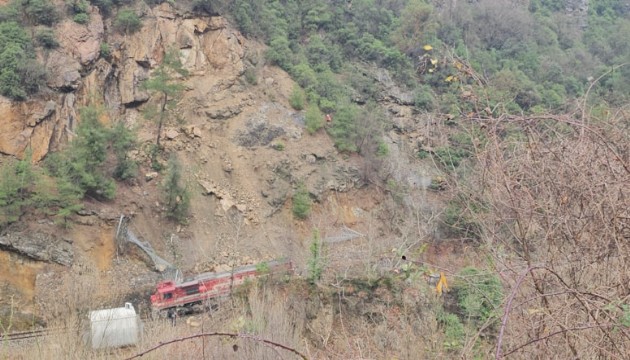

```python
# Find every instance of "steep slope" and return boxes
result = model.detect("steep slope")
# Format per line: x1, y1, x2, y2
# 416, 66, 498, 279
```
0, 1, 433, 331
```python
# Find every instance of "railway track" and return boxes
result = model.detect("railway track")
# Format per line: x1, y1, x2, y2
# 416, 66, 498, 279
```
0, 328, 57, 342
0, 311, 188, 344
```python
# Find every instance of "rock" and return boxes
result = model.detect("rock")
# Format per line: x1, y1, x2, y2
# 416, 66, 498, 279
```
220, 197, 236, 212
198, 180, 216, 195
0, 232, 74, 266
201, 23, 245, 72
145, 172, 159, 182
214, 264, 231, 273
45, 50, 82, 90
182, 125, 202, 138
77, 209, 96, 216
56, 7, 104, 65
0, 97, 61, 162
204, 105, 244, 120
165, 129, 180, 140
74, 215, 96, 226
236, 118, 285, 147
28, 101, 56, 127
186, 316, 201, 327
119, 59, 150, 105
207, 17, 227, 31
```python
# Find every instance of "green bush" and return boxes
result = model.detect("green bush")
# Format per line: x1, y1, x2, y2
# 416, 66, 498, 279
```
99, 42, 110, 58
271, 142, 285, 151
376, 141, 389, 156
68, 0, 90, 15
35, 29, 58, 48
23, 0, 60, 26
114, 9, 142, 34
192, 0, 218, 14
89, 0, 113, 15
442, 196, 483, 241
437, 311, 466, 351
73, 13, 90, 24
414, 85, 436, 111
162, 155, 190, 224
455, 267, 504, 326
0, 150, 84, 228
291, 62, 318, 90
289, 85, 306, 110
307, 229, 324, 284
0, 157, 33, 228
110, 122, 138, 181
265, 35, 292, 70
243, 67, 257, 85
327, 103, 359, 152
304, 104, 324, 134
292, 182, 311, 220
45, 106, 116, 200
0, 22, 38, 100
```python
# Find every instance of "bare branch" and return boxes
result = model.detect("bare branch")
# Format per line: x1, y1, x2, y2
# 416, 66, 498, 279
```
125, 332, 307, 360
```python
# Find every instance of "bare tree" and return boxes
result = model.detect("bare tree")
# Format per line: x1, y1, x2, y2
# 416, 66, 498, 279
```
456, 108, 630, 358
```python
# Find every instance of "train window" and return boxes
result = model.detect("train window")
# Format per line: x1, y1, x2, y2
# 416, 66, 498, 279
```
184, 286, 200, 295
164, 292, 173, 300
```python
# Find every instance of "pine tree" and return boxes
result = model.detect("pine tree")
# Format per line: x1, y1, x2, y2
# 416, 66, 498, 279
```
143, 48, 188, 154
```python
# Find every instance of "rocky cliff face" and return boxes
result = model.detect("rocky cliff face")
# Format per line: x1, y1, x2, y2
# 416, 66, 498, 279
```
0, 2, 246, 161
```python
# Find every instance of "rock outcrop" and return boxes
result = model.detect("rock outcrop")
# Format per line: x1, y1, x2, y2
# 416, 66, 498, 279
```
0, 232, 74, 266
0, 2, 247, 161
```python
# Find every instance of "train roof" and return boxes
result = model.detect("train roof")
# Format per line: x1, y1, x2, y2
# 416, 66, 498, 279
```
178, 258, 291, 287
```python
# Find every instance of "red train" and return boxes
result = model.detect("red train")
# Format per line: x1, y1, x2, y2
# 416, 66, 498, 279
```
150, 258, 293, 313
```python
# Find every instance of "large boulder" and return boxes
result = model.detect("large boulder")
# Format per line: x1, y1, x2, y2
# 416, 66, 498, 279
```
45, 50, 82, 91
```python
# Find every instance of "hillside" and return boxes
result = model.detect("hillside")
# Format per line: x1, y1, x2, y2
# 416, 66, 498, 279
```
0, 0, 628, 359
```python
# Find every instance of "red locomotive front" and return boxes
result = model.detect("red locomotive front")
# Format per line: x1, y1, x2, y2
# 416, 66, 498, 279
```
150, 259, 293, 313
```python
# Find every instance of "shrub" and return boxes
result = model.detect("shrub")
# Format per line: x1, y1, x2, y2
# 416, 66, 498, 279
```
304, 104, 324, 134
114, 9, 142, 34
99, 42, 110, 58
89, 0, 113, 15
17, 59, 46, 95
327, 103, 359, 152
265, 36, 292, 70
307, 229, 324, 284
414, 85, 436, 111
292, 182, 311, 220
73, 13, 90, 24
437, 311, 466, 351
110, 122, 138, 181
271, 142, 285, 151
162, 155, 190, 223
454, 267, 503, 326
68, 0, 90, 15
376, 141, 389, 156
0, 22, 37, 100
23, 0, 60, 26
35, 29, 58, 49
289, 85, 305, 110
243, 67, 257, 85
291, 62, 318, 89
192, 0, 218, 15
45, 106, 116, 200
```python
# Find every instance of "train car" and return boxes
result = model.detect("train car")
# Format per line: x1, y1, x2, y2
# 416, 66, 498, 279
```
150, 258, 293, 313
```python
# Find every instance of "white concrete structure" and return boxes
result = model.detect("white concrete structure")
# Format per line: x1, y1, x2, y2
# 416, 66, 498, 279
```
89, 303, 139, 349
